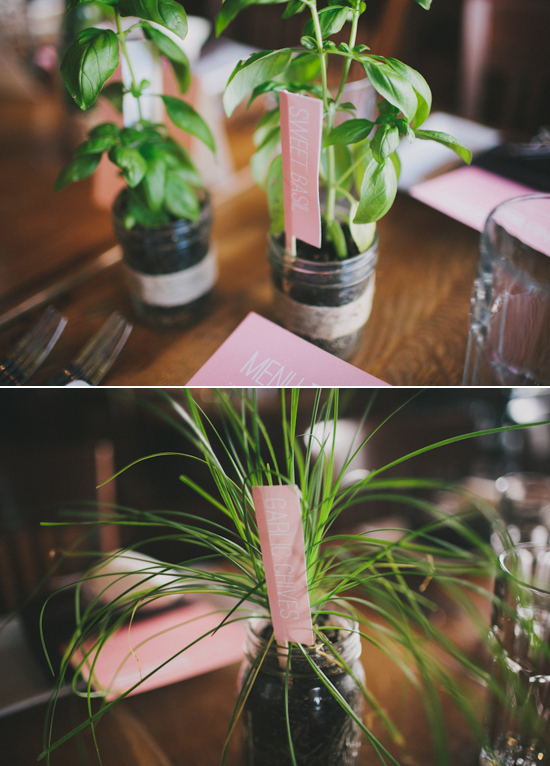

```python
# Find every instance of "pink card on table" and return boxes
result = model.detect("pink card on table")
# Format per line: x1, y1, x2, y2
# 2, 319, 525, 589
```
252, 485, 313, 645
410, 166, 537, 232
186, 313, 389, 387
280, 91, 323, 248
70, 600, 246, 700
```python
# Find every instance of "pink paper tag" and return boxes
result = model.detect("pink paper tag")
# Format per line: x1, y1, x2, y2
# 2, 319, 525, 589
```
252, 485, 313, 645
186, 313, 390, 386
280, 91, 323, 248
410, 166, 537, 232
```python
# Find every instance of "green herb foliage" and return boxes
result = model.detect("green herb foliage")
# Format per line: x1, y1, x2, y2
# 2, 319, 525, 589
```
38, 389, 550, 766
220, 0, 471, 257
56, 0, 214, 229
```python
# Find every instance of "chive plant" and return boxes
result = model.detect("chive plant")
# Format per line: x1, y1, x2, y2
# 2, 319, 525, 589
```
55, 0, 214, 229
39, 389, 546, 765
219, 0, 472, 258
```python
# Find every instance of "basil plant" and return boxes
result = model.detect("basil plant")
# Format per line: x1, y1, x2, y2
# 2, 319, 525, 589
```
219, 0, 471, 259
55, 0, 215, 230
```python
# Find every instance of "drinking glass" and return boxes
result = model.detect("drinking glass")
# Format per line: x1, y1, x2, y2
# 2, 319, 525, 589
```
463, 194, 550, 385
493, 473, 550, 550
481, 543, 550, 766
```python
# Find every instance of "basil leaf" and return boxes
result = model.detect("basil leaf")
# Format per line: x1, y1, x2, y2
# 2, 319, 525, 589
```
139, 146, 166, 211
127, 189, 171, 227
251, 126, 280, 186
414, 129, 472, 164
386, 58, 432, 127
349, 200, 376, 252
246, 80, 281, 108
300, 36, 318, 50
109, 145, 148, 187
333, 144, 353, 191
303, 6, 350, 39
389, 150, 401, 180
396, 118, 415, 141
142, 22, 191, 93
161, 96, 215, 153
414, 0, 432, 8
75, 136, 113, 155
278, 51, 321, 83
67, 0, 117, 10
160, 139, 202, 185
266, 154, 284, 234
88, 121, 120, 140
118, 0, 187, 39
120, 126, 144, 146
325, 118, 373, 146
165, 170, 200, 221
282, 0, 305, 18
223, 49, 292, 117
355, 155, 397, 223
352, 139, 371, 191
362, 60, 417, 122
371, 125, 400, 163
54, 152, 102, 191
253, 107, 280, 147
100, 82, 124, 112
60, 28, 119, 110
216, 0, 287, 36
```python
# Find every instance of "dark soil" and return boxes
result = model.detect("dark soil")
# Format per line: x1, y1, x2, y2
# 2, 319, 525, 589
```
112, 194, 214, 329
242, 618, 363, 766
276, 222, 360, 263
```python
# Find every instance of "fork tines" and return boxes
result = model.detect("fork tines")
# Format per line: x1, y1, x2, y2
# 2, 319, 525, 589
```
74, 312, 133, 385
46, 312, 132, 386
0, 306, 67, 386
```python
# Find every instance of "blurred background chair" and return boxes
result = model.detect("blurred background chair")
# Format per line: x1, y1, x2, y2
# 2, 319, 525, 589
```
0, 439, 118, 615
460, 0, 550, 133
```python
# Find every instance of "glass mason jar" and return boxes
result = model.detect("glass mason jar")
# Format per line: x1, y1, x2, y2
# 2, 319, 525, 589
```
267, 232, 378, 361
112, 194, 216, 330
238, 615, 365, 766
481, 544, 550, 766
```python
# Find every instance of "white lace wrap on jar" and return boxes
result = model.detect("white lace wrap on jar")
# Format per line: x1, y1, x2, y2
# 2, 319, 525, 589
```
274, 275, 375, 340
123, 249, 217, 307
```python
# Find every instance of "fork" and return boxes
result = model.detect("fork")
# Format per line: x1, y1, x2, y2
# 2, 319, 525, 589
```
44, 312, 133, 386
0, 306, 67, 386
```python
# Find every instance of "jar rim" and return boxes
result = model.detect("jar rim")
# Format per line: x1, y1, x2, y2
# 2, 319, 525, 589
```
268, 233, 378, 284
499, 542, 550, 596
245, 611, 361, 669
268, 231, 378, 263
112, 190, 211, 237
480, 193, 550, 294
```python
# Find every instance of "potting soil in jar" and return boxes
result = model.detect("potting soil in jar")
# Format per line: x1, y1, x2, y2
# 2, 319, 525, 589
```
239, 618, 364, 766
268, 226, 377, 361
113, 195, 216, 330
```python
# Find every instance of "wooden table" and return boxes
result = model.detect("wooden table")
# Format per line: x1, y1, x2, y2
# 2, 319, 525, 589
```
0, 86, 480, 386
1, 579, 488, 766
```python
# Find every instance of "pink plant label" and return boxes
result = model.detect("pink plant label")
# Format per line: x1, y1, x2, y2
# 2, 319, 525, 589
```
252, 485, 314, 645
280, 90, 323, 249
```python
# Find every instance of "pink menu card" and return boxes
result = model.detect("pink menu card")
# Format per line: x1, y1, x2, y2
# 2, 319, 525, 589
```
186, 313, 389, 386
70, 599, 246, 700
409, 166, 537, 232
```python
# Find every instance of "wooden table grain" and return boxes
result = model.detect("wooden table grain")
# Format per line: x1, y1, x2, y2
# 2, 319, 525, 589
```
1, 582, 487, 766
0, 91, 480, 386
